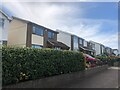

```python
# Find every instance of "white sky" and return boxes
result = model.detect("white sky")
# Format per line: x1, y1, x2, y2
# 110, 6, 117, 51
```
1, 0, 120, 2
1, 0, 119, 50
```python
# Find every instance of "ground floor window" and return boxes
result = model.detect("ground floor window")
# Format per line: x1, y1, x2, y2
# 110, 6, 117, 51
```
54, 47, 61, 50
32, 44, 43, 48
0, 41, 2, 45
0, 40, 7, 45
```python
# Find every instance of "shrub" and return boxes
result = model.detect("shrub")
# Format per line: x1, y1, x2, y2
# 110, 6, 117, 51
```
95, 56, 120, 66
95, 56, 109, 64
2, 47, 85, 86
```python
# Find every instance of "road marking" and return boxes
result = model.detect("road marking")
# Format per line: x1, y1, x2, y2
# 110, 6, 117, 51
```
108, 67, 120, 70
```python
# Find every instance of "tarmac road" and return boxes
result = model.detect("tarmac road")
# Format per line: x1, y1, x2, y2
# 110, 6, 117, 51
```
61, 67, 119, 88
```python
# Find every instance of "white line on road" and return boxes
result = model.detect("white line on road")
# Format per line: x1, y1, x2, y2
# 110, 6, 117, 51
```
108, 67, 120, 70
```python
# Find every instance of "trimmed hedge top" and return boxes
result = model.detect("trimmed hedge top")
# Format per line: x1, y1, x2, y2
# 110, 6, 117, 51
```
2, 47, 85, 86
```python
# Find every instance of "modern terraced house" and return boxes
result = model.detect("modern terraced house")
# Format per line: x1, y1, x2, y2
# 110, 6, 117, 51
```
7, 17, 116, 55
8, 17, 69, 50
56, 30, 95, 55
0, 10, 11, 45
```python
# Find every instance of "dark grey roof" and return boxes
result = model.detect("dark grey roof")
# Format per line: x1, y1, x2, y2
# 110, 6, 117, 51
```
79, 46, 95, 52
47, 40, 70, 50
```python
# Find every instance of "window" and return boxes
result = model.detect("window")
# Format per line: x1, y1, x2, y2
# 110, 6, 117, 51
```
73, 36, 78, 51
32, 26, 44, 36
54, 47, 61, 50
0, 41, 2, 45
32, 44, 43, 48
32, 26, 36, 34
79, 39, 83, 45
91, 44, 95, 50
48, 31, 55, 39
84, 40, 87, 47
0, 18, 4, 28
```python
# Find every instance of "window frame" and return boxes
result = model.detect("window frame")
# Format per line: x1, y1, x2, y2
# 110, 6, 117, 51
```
0, 18, 4, 28
92, 44, 95, 50
32, 44, 43, 48
84, 40, 88, 47
79, 38, 83, 45
73, 36, 79, 50
32, 26, 44, 36
48, 31, 55, 39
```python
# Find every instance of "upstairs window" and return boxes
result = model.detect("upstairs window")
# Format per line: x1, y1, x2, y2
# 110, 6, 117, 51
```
0, 18, 4, 28
84, 40, 88, 47
73, 36, 79, 50
48, 31, 55, 39
92, 44, 95, 50
32, 26, 44, 36
79, 39, 83, 45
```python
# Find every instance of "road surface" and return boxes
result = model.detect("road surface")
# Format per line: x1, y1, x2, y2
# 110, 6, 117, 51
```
61, 67, 119, 88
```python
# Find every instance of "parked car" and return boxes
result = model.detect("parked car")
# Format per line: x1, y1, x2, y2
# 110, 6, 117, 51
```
83, 53, 96, 68
83, 53, 96, 61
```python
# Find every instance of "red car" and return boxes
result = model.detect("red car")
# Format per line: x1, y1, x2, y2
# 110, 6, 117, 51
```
83, 54, 96, 68
83, 54, 96, 61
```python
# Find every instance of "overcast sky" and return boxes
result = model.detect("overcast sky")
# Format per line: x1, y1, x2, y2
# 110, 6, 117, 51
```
1, 0, 119, 49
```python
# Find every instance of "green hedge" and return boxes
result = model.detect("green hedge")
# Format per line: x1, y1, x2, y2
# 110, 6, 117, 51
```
95, 56, 109, 63
95, 56, 120, 66
2, 47, 85, 86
